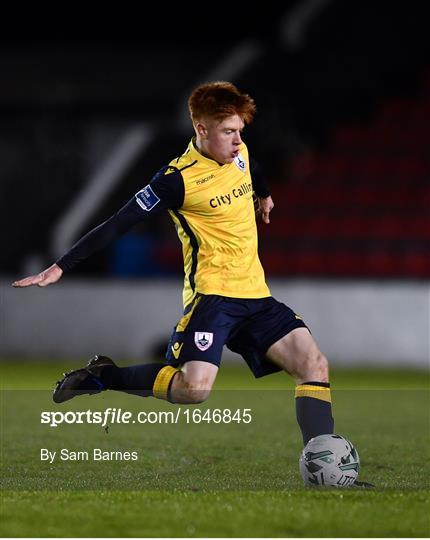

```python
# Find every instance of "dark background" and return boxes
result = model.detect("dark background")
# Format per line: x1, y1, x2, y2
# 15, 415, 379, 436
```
2, 1, 429, 279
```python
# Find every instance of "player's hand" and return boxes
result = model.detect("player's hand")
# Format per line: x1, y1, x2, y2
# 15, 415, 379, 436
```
12, 263, 63, 288
255, 195, 274, 224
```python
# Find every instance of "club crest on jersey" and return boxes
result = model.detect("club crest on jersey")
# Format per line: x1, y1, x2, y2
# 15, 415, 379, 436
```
234, 153, 246, 172
135, 185, 160, 212
194, 332, 214, 351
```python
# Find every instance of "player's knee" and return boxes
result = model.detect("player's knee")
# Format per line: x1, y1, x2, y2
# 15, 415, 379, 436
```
171, 374, 213, 404
183, 386, 211, 404
301, 351, 329, 382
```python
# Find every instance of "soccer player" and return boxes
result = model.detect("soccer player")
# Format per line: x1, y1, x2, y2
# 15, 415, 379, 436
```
13, 81, 334, 446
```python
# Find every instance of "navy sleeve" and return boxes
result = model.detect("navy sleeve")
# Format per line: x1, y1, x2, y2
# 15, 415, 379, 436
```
250, 157, 271, 198
56, 166, 184, 272
135, 166, 184, 213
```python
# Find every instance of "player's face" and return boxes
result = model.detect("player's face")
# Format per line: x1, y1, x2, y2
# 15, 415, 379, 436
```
198, 114, 245, 164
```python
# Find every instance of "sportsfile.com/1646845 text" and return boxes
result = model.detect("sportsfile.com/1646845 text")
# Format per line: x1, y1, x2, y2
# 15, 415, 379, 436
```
40, 408, 253, 428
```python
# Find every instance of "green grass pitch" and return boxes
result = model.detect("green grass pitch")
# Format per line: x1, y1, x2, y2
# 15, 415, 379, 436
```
0, 360, 429, 537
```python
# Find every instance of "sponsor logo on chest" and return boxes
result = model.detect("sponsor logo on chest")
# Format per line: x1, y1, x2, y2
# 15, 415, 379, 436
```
195, 174, 215, 185
209, 182, 253, 208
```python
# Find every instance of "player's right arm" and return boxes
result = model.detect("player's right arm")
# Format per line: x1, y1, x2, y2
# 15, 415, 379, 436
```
12, 166, 184, 288
250, 157, 274, 224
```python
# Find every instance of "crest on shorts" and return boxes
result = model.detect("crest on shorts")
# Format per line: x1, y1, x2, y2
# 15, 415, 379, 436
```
194, 331, 213, 351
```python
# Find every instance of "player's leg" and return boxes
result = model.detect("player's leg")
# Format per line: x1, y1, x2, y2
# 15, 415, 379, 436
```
52, 355, 176, 403
170, 361, 218, 403
266, 327, 334, 444
53, 356, 218, 404
108, 359, 218, 403
266, 327, 329, 384
54, 294, 228, 404
106, 359, 218, 403
226, 297, 333, 445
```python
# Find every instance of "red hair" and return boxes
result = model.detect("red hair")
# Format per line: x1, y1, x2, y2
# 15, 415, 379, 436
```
188, 81, 256, 124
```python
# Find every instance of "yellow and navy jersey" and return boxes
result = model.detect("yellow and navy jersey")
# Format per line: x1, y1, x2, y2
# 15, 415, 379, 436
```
56, 138, 271, 309
161, 139, 270, 307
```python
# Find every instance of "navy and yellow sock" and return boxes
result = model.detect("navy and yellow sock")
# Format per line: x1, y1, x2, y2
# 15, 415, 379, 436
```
98, 363, 179, 401
295, 381, 334, 445
152, 366, 180, 401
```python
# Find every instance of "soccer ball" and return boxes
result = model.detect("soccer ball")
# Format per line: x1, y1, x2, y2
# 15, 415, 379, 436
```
299, 434, 360, 487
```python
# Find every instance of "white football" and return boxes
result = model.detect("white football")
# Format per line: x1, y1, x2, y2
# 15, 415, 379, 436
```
299, 434, 360, 487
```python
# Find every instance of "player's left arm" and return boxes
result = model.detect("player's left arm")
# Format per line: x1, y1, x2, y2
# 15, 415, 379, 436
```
250, 157, 274, 225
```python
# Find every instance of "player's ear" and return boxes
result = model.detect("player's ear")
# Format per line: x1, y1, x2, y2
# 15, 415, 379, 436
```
195, 120, 208, 138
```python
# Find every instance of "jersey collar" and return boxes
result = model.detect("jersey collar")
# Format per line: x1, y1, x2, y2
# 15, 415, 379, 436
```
188, 138, 226, 168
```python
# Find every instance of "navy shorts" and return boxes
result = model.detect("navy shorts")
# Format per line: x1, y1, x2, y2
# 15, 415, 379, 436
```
165, 294, 308, 378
